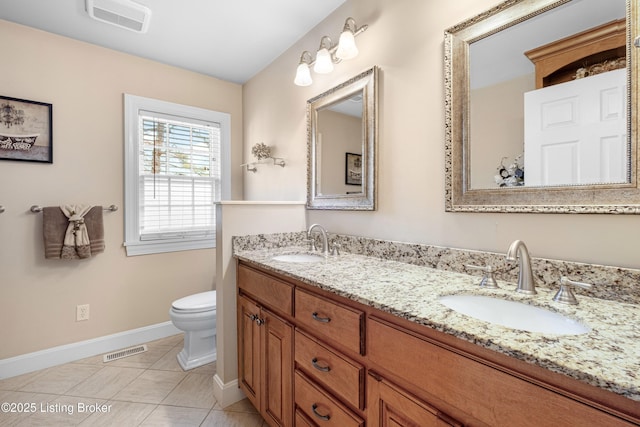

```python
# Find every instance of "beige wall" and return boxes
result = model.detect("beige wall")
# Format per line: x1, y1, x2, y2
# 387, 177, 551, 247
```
0, 20, 242, 359
318, 110, 362, 195
243, 0, 640, 269
470, 73, 534, 189
214, 202, 306, 406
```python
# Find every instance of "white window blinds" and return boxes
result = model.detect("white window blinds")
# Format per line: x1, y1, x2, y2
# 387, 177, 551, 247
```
138, 111, 220, 241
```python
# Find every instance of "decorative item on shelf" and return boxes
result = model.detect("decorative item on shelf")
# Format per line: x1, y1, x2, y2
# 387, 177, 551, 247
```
495, 155, 524, 187
251, 142, 271, 160
574, 57, 626, 80
241, 142, 286, 173
294, 17, 368, 87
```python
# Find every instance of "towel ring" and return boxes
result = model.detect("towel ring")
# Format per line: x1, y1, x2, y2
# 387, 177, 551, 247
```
30, 204, 118, 213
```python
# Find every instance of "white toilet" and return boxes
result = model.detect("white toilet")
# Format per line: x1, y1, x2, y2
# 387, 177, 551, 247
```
169, 290, 217, 371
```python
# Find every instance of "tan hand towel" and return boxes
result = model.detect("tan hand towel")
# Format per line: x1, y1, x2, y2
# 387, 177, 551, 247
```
60, 205, 93, 259
42, 206, 105, 259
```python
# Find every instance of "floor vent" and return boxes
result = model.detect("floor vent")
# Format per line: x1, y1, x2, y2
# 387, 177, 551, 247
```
103, 344, 148, 363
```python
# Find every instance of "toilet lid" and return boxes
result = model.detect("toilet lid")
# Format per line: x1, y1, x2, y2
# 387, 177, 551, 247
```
172, 291, 216, 311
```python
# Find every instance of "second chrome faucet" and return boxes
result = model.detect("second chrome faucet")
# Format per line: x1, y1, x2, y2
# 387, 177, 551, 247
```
506, 240, 537, 295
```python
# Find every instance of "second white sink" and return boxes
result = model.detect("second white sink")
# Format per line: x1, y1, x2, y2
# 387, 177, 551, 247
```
438, 294, 590, 335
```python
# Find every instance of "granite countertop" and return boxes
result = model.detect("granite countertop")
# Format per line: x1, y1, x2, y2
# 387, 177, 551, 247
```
235, 246, 640, 402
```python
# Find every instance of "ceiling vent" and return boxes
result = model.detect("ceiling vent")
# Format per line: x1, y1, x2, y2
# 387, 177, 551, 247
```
85, 0, 151, 33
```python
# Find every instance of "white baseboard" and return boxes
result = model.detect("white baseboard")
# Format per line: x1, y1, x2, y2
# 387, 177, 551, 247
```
213, 374, 246, 408
0, 321, 181, 379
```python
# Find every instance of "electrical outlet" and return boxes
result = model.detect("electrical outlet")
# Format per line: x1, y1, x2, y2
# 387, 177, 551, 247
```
76, 304, 90, 321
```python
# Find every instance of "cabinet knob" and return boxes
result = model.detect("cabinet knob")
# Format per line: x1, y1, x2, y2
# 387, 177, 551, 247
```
311, 403, 331, 421
255, 318, 265, 326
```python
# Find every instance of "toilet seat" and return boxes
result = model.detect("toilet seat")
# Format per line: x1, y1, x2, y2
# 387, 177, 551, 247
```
171, 291, 216, 313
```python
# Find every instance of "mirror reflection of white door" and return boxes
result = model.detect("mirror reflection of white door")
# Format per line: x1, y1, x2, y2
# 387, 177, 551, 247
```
524, 68, 627, 186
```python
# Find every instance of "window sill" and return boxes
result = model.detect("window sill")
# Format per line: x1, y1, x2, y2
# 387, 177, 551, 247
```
124, 238, 215, 256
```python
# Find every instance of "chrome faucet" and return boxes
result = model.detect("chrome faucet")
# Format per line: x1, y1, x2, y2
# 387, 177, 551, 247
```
506, 240, 536, 295
307, 224, 329, 256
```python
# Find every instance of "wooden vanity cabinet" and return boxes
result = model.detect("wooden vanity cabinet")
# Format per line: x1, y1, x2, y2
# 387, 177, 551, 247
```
238, 295, 293, 427
237, 265, 294, 427
237, 261, 640, 427
367, 316, 639, 426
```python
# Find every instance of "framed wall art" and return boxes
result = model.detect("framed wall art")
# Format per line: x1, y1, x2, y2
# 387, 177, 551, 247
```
0, 95, 52, 163
345, 152, 362, 185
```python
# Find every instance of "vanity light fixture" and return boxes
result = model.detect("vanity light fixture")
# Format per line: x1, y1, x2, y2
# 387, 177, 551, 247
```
336, 18, 359, 60
294, 51, 313, 86
314, 36, 335, 74
294, 17, 368, 86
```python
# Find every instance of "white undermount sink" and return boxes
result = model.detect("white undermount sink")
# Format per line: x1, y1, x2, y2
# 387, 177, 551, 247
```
271, 253, 326, 263
438, 294, 590, 335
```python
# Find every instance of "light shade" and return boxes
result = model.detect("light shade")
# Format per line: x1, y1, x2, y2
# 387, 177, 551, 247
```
314, 47, 334, 74
294, 62, 312, 86
336, 30, 358, 60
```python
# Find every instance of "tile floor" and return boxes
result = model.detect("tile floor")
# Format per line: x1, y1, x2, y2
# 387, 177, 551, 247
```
0, 334, 266, 426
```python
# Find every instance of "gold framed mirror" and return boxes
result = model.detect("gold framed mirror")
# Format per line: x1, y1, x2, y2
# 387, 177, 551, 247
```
445, 0, 640, 213
307, 66, 378, 210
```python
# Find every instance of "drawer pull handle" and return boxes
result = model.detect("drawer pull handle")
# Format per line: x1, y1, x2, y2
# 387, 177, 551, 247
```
311, 312, 331, 323
311, 404, 331, 421
311, 358, 331, 372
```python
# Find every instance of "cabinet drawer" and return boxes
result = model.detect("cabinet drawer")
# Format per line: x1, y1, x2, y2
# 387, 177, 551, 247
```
238, 264, 293, 315
294, 370, 364, 427
295, 329, 364, 410
294, 289, 363, 355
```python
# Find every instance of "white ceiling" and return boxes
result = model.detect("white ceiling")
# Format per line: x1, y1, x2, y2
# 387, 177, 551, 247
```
0, 0, 347, 84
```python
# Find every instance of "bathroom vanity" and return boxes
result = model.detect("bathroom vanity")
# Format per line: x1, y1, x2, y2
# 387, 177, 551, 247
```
235, 240, 640, 427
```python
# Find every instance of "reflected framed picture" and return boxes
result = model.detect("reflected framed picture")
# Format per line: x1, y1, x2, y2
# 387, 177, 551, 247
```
0, 95, 52, 163
345, 152, 362, 185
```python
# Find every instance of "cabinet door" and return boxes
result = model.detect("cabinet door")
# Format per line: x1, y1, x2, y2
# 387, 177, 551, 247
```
238, 295, 261, 411
261, 309, 294, 427
367, 372, 461, 427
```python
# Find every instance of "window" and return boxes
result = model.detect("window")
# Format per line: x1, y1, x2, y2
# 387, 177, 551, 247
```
124, 94, 230, 256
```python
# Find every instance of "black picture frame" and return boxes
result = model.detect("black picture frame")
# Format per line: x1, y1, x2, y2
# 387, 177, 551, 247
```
345, 152, 362, 186
0, 95, 53, 163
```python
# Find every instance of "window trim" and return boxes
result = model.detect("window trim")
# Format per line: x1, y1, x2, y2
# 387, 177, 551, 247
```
124, 94, 230, 256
